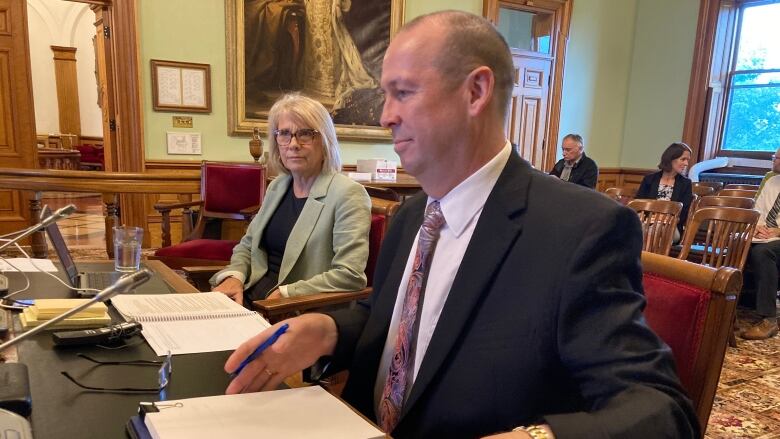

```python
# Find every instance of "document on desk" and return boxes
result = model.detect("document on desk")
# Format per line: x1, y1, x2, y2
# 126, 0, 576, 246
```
0, 258, 57, 272
111, 293, 270, 356
144, 386, 384, 439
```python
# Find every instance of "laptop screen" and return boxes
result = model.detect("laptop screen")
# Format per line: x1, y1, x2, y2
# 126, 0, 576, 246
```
41, 206, 80, 286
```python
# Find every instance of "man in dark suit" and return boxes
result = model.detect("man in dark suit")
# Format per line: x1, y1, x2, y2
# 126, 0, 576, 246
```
225, 11, 699, 439
549, 134, 599, 189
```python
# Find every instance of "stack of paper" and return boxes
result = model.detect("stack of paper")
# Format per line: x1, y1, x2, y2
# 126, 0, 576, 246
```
19, 299, 110, 329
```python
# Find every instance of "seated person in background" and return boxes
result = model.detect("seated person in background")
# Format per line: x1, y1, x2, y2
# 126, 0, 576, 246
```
636, 142, 694, 242
743, 149, 780, 340
224, 11, 698, 439
549, 134, 598, 188
211, 93, 371, 306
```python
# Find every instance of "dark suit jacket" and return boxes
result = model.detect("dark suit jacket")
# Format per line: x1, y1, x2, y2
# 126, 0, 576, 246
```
636, 171, 694, 234
325, 152, 698, 439
549, 153, 599, 188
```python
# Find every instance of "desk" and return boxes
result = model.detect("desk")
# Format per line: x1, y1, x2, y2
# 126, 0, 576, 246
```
2, 261, 237, 439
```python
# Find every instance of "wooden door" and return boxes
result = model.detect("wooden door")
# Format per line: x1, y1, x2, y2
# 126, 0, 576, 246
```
0, 0, 38, 235
508, 55, 551, 170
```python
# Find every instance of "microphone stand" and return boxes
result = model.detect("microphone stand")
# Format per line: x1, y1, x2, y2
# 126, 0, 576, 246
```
0, 268, 152, 353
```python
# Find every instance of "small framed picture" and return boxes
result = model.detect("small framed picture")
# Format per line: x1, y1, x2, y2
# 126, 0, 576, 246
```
151, 59, 211, 113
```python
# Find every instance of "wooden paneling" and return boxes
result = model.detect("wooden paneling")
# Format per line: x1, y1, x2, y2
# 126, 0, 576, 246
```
597, 167, 653, 193
51, 46, 81, 136
0, 0, 38, 237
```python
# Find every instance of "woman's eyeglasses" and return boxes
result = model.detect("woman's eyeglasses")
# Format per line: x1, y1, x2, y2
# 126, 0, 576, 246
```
274, 128, 319, 146
60, 351, 172, 393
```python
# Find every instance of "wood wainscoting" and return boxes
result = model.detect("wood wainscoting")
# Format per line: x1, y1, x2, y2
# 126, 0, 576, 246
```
597, 167, 653, 194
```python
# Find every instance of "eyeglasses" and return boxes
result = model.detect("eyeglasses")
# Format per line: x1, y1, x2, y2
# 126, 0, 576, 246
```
274, 128, 320, 146
60, 351, 172, 393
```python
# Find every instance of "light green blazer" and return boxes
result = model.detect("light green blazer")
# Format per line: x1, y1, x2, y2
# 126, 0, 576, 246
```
210, 171, 371, 297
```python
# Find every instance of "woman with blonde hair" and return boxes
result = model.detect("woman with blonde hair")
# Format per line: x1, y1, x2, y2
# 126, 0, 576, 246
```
211, 93, 370, 306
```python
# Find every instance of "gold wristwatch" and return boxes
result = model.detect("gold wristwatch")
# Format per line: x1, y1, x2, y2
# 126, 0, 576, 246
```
513, 425, 550, 439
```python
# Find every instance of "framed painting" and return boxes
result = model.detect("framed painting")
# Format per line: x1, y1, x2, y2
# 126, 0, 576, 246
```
226, 0, 404, 141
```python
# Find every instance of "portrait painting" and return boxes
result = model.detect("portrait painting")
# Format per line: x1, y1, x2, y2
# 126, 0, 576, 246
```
226, 0, 404, 140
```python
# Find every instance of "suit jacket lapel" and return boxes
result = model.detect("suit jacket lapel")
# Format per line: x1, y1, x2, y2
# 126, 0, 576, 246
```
278, 172, 335, 281
401, 153, 531, 418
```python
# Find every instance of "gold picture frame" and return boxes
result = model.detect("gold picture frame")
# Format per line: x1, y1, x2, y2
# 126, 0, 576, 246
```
226, 0, 404, 141
151, 59, 212, 113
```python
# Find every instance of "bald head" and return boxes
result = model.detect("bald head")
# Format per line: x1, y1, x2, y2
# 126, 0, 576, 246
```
397, 11, 514, 117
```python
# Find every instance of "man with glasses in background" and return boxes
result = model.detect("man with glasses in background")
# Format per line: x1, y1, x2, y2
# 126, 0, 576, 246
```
743, 148, 780, 339
549, 134, 599, 189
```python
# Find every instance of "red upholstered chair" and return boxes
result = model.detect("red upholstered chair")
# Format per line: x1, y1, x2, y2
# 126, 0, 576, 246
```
150, 161, 266, 269
73, 144, 105, 170
182, 196, 401, 323
641, 251, 742, 436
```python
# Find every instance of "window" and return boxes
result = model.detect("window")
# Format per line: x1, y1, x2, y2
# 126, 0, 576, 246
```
721, 2, 780, 153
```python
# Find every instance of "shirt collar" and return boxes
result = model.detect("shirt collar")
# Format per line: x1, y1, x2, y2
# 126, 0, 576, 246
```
427, 142, 512, 238
565, 153, 584, 167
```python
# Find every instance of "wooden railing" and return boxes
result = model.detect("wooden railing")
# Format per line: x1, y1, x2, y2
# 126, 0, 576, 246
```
0, 167, 200, 258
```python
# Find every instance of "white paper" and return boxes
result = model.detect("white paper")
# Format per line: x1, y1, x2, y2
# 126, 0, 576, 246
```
111, 293, 270, 356
181, 69, 205, 107
166, 132, 202, 155
144, 386, 384, 439
156, 66, 182, 106
0, 258, 58, 272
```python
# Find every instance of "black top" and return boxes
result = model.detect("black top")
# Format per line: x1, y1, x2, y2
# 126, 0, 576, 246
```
636, 171, 694, 234
549, 153, 599, 189
246, 184, 307, 301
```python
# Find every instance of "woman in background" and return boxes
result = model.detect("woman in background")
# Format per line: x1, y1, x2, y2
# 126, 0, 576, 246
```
211, 93, 370, 306
635, 142, 694, 242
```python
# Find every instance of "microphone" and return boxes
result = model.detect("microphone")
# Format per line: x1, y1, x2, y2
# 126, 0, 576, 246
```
0, 268, 152, 353
0, 204, 77, 252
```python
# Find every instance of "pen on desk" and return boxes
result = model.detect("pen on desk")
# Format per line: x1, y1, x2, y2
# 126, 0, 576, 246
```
230, 323, 289, 377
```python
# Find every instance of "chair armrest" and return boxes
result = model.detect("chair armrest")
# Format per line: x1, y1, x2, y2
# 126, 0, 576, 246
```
182, 265, 225, 291
239, 204, 261, 220
153, 199, 203, 213
252, 288, 372, 323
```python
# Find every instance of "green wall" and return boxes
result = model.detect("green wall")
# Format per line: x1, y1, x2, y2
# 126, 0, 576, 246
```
139, 0, 479, 164
557, 0, 638, 168
619, 0, 699, 169
139, 0, 698, 171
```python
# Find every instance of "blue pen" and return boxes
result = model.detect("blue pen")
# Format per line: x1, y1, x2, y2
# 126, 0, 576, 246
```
230, 323, 289, 377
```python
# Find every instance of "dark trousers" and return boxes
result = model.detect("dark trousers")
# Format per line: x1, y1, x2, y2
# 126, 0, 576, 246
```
746, 240, 780, 318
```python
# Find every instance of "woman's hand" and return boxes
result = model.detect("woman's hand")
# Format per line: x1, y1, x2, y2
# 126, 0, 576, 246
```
266, 289, 283, 299
213, 277, 244, 306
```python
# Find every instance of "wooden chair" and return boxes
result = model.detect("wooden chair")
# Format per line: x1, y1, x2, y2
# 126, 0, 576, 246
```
628, 199, 683, 256
723, 183, 759, 191
693, 181, 724, 192
149, 161, 266, 269
184, 196, 401, 323
717, 188, 758, 199
603, 187, 622, 201
678, 207, 758, 270
641, 251, 742, 436
692, 184, 716, 197
364, 185, 401, 202
696, 195, 755, 210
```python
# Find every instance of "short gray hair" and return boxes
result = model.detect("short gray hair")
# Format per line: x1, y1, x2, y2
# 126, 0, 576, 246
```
267, 93, 342, 175
403, 11, 514, 116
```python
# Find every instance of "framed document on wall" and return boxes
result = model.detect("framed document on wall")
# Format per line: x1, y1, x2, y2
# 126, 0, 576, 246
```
151, 59, 212, 113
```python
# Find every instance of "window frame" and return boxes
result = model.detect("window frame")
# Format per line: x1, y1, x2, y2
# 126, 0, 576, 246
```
683, 0, 780, 162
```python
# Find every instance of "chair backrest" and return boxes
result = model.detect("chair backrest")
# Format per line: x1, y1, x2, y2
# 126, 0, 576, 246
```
694, 181, 724, 192
692, 184, 716, 197
603, 187, 622, 200
723, 183, 759, 191
628, 199, 683, 256
677, 207, 759, 270
696, 195, 755, 210
200, 161, 266, 219
366, 197, 401, 286
365, 185, 401, 202
717, 188, 758, 199
641, 251, 742, 435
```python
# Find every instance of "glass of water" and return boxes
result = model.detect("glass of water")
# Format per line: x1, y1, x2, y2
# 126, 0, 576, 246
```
113, 226, 143, 272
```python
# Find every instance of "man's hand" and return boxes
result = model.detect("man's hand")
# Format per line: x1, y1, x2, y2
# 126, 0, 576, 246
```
755, 225, 780, 240
224, 313, 339, 394
482, 425, 554, 439
213, 277, 244, 306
